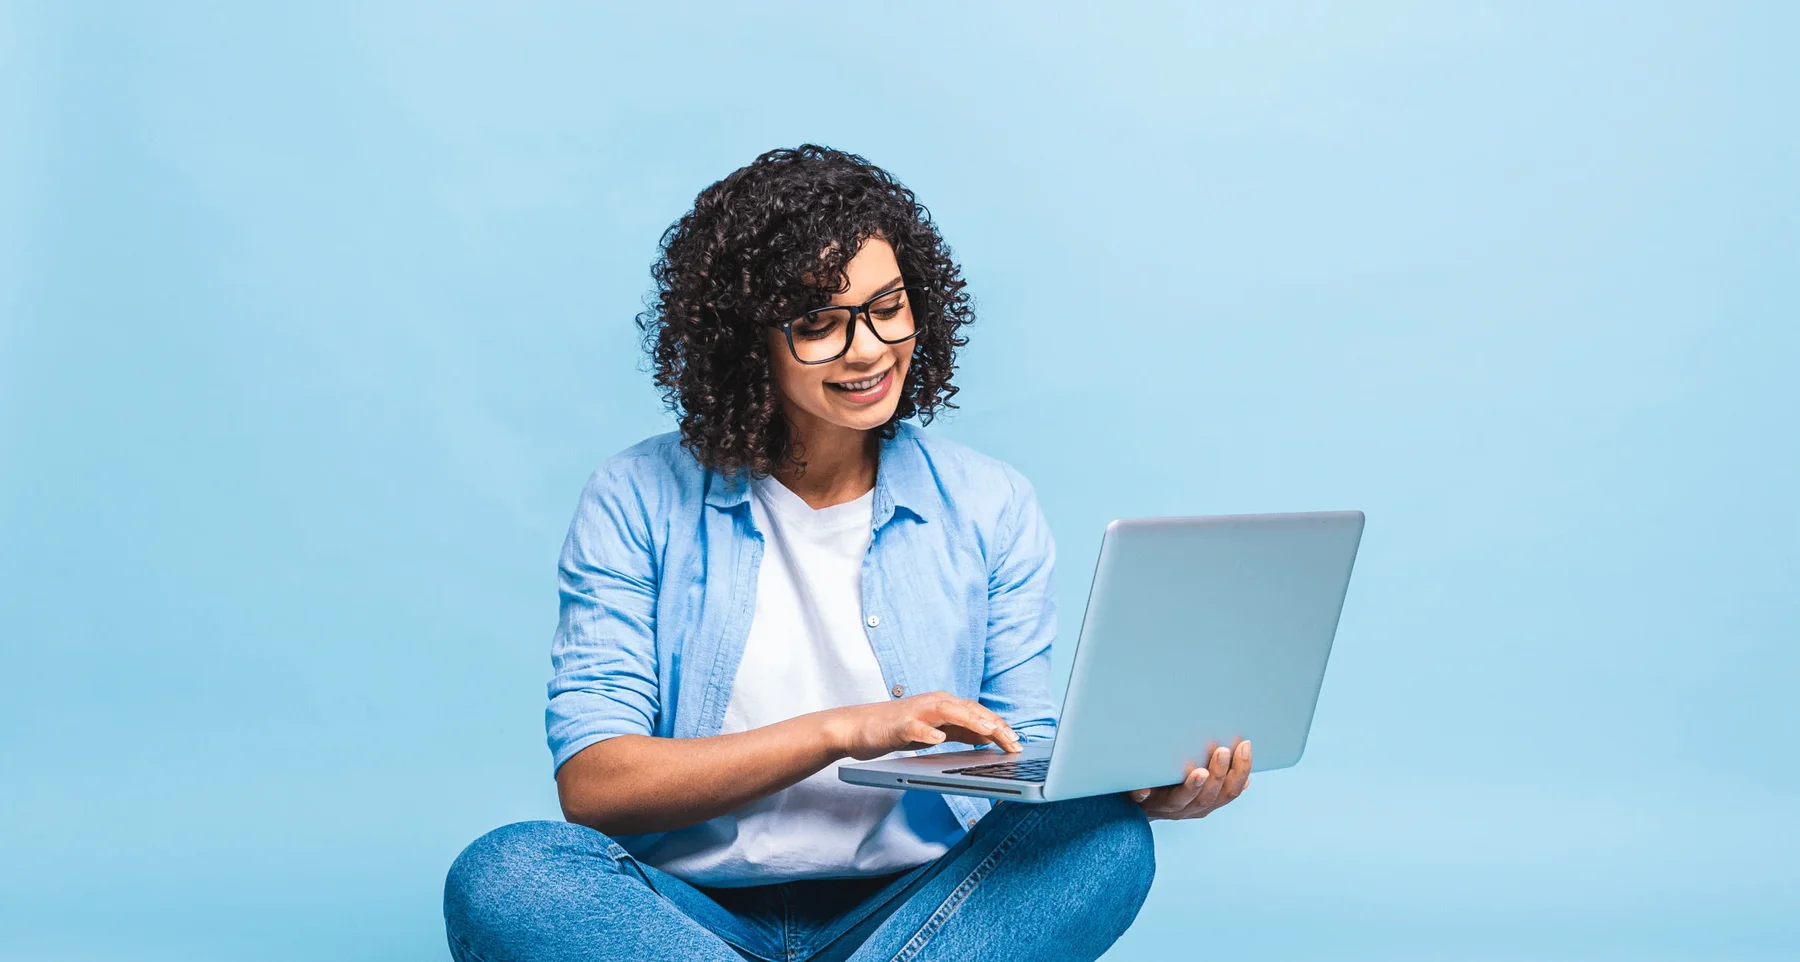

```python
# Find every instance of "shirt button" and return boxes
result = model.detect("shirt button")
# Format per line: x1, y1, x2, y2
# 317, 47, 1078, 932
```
866, 614, 880, 627
891, 684, 904, 698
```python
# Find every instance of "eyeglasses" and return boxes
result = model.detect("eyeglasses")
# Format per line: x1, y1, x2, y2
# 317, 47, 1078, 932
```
772, 286, 925, 365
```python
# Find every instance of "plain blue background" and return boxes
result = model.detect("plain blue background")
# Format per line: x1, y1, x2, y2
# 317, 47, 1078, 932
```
3, 2, 1796, 959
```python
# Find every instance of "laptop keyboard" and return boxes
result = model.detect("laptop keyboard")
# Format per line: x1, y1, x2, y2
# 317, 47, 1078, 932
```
943, 757, 1050, 781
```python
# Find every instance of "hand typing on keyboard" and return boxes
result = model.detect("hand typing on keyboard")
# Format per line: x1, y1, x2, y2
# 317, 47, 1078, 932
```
824, 691, 1024, 761
1126, 740, 1252, 821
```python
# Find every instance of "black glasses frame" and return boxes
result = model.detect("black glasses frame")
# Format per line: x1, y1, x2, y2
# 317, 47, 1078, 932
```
772, 286, 927, 365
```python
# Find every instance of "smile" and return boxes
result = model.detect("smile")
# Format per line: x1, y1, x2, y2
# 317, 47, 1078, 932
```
825, 367, 895, 403
828, 370, 890, 392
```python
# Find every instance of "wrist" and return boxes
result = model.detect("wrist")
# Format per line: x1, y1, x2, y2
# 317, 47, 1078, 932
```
810, 707, 854, 759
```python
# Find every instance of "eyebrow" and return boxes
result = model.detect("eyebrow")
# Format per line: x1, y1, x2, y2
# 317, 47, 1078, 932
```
862, 277, 906, 302
820, 275, 914, 313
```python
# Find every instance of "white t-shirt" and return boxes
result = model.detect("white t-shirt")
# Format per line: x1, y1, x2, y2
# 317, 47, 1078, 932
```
645, 474, 954, 885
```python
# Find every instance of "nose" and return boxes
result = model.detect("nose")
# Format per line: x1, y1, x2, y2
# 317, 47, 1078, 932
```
843, 311, 887, 364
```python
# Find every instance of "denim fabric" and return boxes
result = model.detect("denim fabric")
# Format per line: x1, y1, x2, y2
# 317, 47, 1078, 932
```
546, 422, 1061, 853
444, 794, 1155, 962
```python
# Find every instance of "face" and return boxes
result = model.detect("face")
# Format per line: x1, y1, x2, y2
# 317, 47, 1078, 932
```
766, 236, 916, 443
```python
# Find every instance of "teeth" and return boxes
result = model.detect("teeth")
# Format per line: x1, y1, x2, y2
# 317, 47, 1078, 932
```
834, 371, 886, 391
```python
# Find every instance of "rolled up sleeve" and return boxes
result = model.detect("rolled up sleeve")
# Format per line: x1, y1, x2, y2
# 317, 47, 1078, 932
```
545, 465, 662, 774
980, 464, 1059, 743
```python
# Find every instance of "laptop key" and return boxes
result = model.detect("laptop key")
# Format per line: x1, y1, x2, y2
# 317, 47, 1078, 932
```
943, 758, 1051, 781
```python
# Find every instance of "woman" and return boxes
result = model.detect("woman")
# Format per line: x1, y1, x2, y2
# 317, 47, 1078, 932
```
445, 145, 1252, 962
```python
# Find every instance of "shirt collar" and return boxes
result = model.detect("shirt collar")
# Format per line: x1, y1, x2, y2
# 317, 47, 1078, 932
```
872, 423, 934, 529
703, 468, 752, 510
702, 423, 934, 528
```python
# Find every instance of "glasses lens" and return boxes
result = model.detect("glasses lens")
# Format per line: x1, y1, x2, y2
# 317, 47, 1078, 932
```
790, 308, 852, 363
866, 288, 918, 343
784, 288, 923, 363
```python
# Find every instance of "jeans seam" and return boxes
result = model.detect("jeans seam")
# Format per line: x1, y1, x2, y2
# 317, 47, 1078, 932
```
886, 804, 1047, 962
447, 930, 494, 962
783, 883, 796, 962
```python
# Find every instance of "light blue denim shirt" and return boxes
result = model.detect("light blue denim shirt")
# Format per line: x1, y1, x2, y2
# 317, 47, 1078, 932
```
546, 421, 1060, 861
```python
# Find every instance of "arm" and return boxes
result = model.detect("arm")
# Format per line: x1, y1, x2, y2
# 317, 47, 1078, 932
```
558, 694, 1022, 836
557, 713, 841, 836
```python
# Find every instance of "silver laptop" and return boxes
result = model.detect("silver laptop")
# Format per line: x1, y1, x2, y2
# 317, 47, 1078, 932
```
840, 511, 1364, 802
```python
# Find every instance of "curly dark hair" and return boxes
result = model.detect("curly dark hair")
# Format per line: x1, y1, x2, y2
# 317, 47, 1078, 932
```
636, 144, 973, 477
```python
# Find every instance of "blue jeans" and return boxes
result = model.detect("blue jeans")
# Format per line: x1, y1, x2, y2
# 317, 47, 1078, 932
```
444, 795, 1155, 962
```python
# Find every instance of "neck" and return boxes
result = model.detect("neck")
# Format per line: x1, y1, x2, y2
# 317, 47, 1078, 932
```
774, 420, 878, 510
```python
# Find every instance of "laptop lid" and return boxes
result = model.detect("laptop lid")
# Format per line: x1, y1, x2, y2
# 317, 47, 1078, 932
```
1041, 511, 1364, 801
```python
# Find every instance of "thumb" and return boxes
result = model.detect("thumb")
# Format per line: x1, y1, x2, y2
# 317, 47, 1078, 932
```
1130, 789, 1152, 804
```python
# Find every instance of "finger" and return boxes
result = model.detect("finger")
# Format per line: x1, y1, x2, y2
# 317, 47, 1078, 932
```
1155, 764, 1208, 813
1143, 768, 1209, 817
1137, 785, 1182, 817
1192, 744, 1232, 810
937, 725, 996, 747
1209, 743, 1233, 780
1219, 740, 1253, 802
924, 701, 1002, 745
928, 699, 1020, 752
903, 720, 947, 747
1174, 743, 1253, 818
956, 700, 1021, 752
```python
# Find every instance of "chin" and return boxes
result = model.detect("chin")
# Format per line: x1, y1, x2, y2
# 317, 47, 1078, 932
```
815, 396, 899, 433
838, 408, 900, 433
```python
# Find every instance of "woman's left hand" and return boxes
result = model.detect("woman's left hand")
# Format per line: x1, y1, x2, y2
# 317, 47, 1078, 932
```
1127, 740, 1251, 820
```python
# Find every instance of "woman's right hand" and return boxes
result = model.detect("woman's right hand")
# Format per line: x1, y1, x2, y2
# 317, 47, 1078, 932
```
825, 691, 1024, 760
